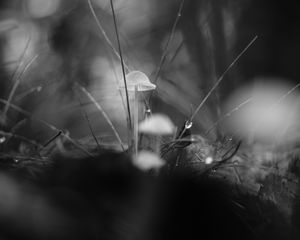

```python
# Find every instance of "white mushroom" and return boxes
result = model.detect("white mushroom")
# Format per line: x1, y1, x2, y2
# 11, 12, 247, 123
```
139, 114, 175, 135
119, 71, 156, 92
133, 150, 165, 171
119, 71, 156, 157
139, 114, 175, 155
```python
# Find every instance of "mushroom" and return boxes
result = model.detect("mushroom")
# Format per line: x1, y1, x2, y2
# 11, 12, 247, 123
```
133, 150, 165, 171
119, 71, 156, 156
139, 114, 175, 155
119, 71, 156, 91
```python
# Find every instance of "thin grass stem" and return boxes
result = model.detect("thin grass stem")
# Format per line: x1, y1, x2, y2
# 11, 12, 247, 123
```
249, 81, 300, 142
153, 0, 185, 85
41, 131, 62, 149
0, 130, 43, 148
109, 0, 132, 132
87, 0, 130, 71
9, 37, 31, 81
77, 96, 101, 150
177, 36, 258, 141
148, 0, 185, 105
3, 54, 40, 120
133, 85, 139, 157
75, 82, 125, 151
0, 98, 93, 157
205, 97, 253, 135
190, 36, 258, 123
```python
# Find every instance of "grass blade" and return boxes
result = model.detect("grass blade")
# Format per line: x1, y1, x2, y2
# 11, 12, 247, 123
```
41, 130, 62, 149
153, 0, 185, 85
77, 96, 101, 150
75, 82, 125, 151
3, 53, 40, 122
205, 97, 253, 135
109, 0, 132, 133
148, 0, 185, 105
0, 98, 93, 157
190, 36, 258, 122
0, 130, 43, 149
168, 40, 184, 65
177, 35, 258, 140
9, 37, 31, 83
87, 0, 130, 71
249, 81, 300, 142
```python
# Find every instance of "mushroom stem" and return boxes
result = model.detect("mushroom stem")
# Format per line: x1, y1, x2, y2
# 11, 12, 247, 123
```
155, 136, 161, 156
118, 71, 156, 153
133, 85, 139, 157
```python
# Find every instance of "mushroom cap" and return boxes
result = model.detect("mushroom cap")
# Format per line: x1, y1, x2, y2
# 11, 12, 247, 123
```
139, 114, 175, 135
133, 150, 165, 171
119, 71, 156, 91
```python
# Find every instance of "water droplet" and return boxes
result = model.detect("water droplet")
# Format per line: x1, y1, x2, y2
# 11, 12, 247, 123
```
0, 136, 6, 144
185, 120, 193, 129
145, 108, 152, 118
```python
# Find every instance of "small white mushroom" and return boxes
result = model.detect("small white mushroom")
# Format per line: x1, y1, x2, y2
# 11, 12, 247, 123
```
119, 71, 156, 92
119, 71, 156, 156
139, 114, 175, 135
139, 114, 175, 155
133, 150, 165, 171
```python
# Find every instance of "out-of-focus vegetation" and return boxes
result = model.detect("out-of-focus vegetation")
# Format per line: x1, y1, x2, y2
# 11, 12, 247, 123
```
1, 0, 300, 239
1, 0, 299, 144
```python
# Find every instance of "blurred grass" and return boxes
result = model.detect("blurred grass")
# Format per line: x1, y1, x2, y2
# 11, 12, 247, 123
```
0, 2, 299, 237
